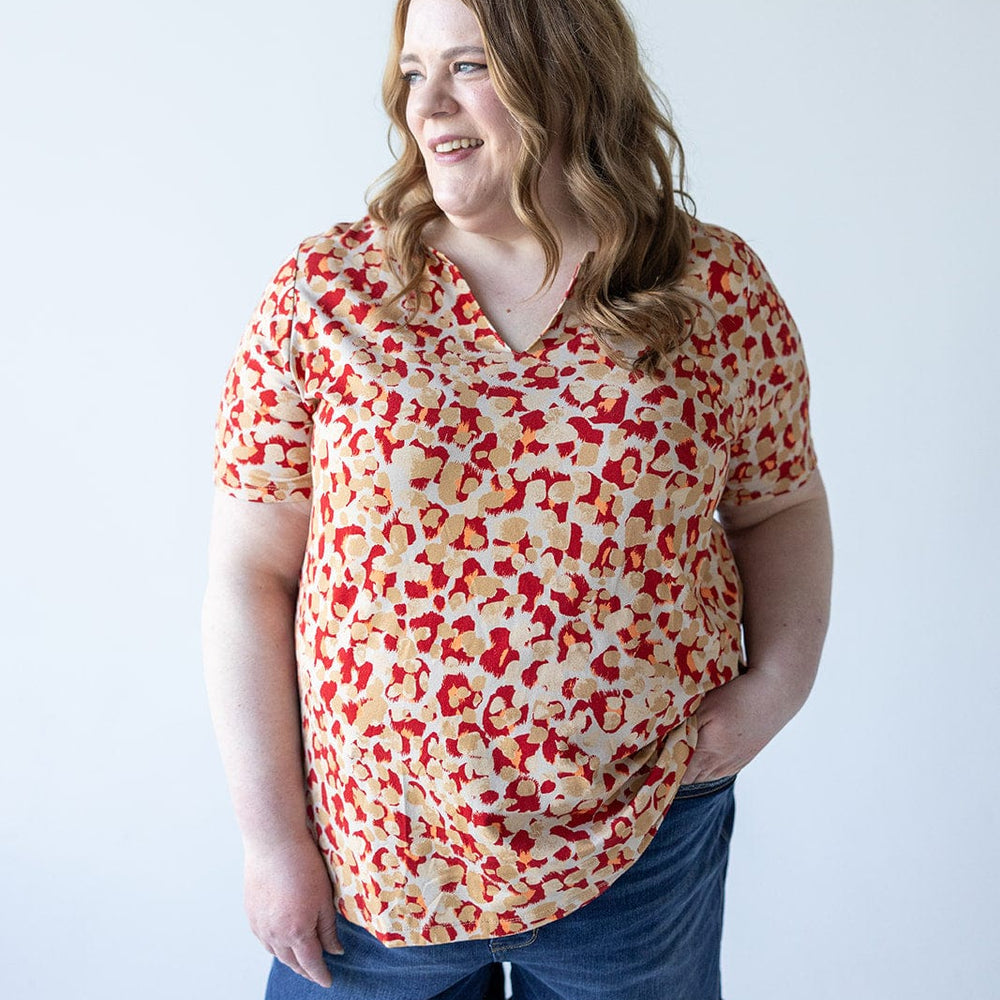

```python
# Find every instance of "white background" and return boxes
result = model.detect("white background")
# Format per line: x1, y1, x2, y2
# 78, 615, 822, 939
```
2, 1, 997, 997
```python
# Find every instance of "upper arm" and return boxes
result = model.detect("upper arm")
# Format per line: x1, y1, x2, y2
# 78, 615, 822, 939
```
719, 239, 817, 513
718, 467, 827, 533
213, 253, 314, 504
206, 492, 311, 593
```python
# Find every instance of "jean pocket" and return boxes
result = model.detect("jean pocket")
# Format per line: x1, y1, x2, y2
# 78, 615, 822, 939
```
674, 773, 738, 800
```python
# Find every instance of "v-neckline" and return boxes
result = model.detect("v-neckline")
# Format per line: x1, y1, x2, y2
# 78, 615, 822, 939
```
426, 245, 588, 358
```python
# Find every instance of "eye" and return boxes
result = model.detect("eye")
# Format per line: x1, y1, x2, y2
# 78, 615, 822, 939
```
400, 69, 422, 86
454, 61, 487, 74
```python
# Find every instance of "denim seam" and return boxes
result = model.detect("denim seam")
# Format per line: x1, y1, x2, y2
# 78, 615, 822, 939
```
674, 774, 737, 800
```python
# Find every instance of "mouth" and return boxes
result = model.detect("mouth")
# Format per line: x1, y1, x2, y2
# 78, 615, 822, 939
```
431, 137, 484, 154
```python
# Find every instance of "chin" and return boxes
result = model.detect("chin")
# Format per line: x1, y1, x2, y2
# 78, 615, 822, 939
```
431, 194, 507, 230
430, 201, 477, 226
428, 187, 474, 215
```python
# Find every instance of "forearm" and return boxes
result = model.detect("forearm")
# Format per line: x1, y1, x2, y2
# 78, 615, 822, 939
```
202, 575, 310, 849
725, 488, 833, 721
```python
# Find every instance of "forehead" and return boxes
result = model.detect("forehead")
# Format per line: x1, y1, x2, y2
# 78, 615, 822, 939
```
402, 0, 484, 53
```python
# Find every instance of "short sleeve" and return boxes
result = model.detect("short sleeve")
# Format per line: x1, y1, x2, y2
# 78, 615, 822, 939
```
720, 247, 817, 507
212, 254, 314, 502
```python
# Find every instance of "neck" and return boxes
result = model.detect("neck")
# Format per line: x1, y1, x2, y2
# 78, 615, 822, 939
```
427, 156, 595, 265
430, 202, 594, 269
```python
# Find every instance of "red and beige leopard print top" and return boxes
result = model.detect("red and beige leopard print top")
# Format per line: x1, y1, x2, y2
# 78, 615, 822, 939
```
213, 216, 816, 946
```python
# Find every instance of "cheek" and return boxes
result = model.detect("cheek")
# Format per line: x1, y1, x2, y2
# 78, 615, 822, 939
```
484, 106, 520, 151
471, 82, 517, 136
403, 95, 422, 140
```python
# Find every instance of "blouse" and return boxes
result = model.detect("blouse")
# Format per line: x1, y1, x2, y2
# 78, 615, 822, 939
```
213, 216, 816, 946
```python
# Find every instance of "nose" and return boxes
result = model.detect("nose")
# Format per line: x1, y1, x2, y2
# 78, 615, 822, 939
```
408, 72, 459, 120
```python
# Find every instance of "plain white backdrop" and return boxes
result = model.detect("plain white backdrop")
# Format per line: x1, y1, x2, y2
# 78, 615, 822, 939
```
2, 1, 997, 997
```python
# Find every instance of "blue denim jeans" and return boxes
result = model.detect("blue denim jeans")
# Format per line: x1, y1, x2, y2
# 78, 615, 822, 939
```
266, 774, 736, 1000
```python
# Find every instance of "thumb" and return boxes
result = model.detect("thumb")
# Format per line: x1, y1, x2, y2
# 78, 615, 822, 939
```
318, 903, 343, 956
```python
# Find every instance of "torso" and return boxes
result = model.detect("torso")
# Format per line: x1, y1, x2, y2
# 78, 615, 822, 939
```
213, 215, 817, 948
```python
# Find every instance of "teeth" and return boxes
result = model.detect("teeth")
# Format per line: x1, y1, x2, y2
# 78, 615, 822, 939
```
433, 138, 483, 153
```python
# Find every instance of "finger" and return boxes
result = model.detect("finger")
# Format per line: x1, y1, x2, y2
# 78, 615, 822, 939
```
681, 746, 704, 784
680, 753, 722, 785
317, 907, 344, 956
272, 945, 312, 984
294, 936, 334, 989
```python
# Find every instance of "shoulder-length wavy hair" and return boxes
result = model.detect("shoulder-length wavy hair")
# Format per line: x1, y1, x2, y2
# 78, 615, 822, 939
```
368, 0, 698, 374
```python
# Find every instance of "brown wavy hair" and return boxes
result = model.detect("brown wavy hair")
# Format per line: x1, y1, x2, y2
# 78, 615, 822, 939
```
368, 0, 698, 374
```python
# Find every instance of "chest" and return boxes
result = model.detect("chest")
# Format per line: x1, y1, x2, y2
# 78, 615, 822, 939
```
298, 315, 741, 533
460, 260, 583, 353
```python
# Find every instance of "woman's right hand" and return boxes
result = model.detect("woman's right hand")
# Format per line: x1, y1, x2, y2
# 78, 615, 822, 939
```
244, 834, 343, 988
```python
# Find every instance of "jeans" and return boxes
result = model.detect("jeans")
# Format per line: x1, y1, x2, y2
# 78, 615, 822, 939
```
266, 774, 736, 1000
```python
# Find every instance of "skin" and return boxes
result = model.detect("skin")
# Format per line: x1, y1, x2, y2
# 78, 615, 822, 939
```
401, 0, 577, 244
202, 0, 833, 986
402, 0, 596, 352
400, 0, 524, 234
202, 496, 333, 985
685, 473, 833, 784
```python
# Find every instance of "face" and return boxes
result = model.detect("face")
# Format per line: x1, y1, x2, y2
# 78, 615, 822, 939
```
400, 0, 525, 231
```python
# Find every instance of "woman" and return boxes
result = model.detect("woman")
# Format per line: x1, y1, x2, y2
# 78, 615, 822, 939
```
203, 0, 833, 997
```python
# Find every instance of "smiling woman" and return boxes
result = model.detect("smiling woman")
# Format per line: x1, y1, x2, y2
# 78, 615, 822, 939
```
373, 0, 698, 368
203, 1, 832, 998
398, 6, 526, 234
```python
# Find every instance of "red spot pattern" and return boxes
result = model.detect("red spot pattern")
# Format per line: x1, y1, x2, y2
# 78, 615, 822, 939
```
213, 217, 816, 947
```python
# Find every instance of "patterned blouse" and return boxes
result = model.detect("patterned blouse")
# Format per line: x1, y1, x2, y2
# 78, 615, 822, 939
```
213, 216, 816, 946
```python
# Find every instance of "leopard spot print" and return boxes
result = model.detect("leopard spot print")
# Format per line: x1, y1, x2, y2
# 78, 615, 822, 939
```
213, 217, 816, 946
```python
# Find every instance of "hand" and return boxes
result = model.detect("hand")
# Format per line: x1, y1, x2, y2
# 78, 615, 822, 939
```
244, 834, 342, 987
681, 669, 801, 784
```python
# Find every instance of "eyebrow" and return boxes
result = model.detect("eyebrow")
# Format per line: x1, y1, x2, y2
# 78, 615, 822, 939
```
398, 45, 486, 65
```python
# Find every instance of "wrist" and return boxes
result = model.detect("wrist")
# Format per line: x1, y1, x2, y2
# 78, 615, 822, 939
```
242, 823, 315, 857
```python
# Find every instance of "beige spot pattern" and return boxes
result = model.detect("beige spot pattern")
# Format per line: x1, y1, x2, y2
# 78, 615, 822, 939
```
213, 217, 816, 946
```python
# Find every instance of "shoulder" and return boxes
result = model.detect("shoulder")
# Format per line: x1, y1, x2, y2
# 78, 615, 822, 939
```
688, 217, 749, 258
291, 216, 393, 314
676, 219, 803, 378
284, 216, 397, 328
295, 216, 387, 274
251, 218, 386, 303
684, 218, 766, 302
683, 218, 794, 329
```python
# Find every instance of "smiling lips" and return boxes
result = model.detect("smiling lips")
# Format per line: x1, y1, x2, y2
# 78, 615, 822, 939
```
431, 137, 484, 153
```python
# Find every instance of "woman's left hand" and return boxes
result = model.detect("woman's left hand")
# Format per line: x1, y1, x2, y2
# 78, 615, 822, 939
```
680, 668, 802, 785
